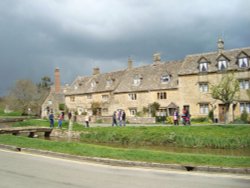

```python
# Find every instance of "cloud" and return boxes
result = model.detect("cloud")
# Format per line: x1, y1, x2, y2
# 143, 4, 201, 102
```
0, 0, 250, 96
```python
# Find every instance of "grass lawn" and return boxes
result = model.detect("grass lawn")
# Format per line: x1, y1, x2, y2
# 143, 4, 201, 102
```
0, 134, 249, 168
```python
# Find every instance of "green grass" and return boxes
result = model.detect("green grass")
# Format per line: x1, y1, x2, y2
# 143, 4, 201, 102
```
80, 125, 250, 149
0, 135, 249, 168
10, 119, 250, 149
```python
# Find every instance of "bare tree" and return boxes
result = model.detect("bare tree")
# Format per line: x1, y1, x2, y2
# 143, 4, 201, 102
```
210, 73, 240, 123
7, 80, 39, 115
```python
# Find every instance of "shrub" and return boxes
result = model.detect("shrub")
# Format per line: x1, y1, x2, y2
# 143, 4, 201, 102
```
240, 110, 248, 123
166, 116, 174, 124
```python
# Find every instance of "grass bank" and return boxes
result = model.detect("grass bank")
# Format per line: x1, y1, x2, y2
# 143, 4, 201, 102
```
80, 125, 250, 149
0, 135, 249, 168
11, 119, 250, 149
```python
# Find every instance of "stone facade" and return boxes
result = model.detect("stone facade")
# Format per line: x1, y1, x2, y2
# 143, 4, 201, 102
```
55, 40, 250, 123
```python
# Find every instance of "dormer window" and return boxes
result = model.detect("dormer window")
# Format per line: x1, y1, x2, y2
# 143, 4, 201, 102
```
161, 74, 170, 83
133, 75, 142, 86
199, 62, 208, 72
106, 79, 113, 87
218, 60, 228, 71
238, 57, 249, 68
91, 81, 96, 88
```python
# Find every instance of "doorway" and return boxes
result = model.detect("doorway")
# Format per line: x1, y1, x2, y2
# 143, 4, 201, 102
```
219, 104, 225, 122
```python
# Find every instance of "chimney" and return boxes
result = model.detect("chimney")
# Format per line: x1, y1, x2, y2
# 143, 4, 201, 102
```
92, 67, 100, 75
217, 38, 224, 52
54, 67, 61, 94
127, 57, 133, 69
153, 53, 161, 64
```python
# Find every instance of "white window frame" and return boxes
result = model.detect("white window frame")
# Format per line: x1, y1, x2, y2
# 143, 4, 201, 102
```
133, 75, 141, 86
106, 79, 113, 87
161, 75, 170, 83
239, 57, 249, 68
218, 60, 228, 70
129, 108, 137, 116
199, 83, 208, 93
199, 62, 208, 72
102, 95, 109, 101
200, 104, 209, 114
128, 93, 137, 100
91, 81, 96, 88
240, 103, 250, 113
239, 80, 250, 90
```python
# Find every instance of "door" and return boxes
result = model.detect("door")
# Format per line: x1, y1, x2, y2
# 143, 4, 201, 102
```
219, 104, 225, 122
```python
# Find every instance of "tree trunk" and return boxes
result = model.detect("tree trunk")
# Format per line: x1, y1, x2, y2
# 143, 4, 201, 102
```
224, 103, 230, 124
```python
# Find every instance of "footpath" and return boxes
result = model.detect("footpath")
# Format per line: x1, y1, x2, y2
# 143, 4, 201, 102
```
0, 143, 249, 175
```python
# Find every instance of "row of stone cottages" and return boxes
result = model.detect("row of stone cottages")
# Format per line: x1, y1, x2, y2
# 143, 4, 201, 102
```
41, 39, 250, 123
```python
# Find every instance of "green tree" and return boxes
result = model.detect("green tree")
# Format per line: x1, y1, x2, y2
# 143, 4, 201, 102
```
148, 102, 160, 117
210, 73, 240, 123
91, 102, 101, 115
37, 76, 53, 90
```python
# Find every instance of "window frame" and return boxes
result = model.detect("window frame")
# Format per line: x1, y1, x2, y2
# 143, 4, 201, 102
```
240, 103, 250, 113
128, 93, 137, 100
199, 104, 209, 114
199, 82, 209, 93
238, 57, 249, 68
157, 92, 167, 99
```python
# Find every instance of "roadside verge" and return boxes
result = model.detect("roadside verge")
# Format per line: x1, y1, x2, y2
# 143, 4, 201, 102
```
1, 144, 249, 175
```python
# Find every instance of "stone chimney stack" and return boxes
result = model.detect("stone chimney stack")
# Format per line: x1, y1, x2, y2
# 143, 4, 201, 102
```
127, 57, 133, 69
217, 38, 224, 52
92, 67, 100, 75
153, 53, 161, 64
54, 67, 61, 94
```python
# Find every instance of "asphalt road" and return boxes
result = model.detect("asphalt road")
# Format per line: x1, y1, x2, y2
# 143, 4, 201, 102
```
0, 149, 249, 188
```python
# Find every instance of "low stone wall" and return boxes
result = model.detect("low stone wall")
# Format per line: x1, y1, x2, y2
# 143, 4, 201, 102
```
74, 115, 155, 124
50, 129, 81, 139
127, 117, 155, 124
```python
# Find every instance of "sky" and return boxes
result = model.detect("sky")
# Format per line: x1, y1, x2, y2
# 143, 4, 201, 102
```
0, 0, 250, 96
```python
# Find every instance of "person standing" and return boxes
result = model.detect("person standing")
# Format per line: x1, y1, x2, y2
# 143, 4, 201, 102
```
58, 112, 63, 128
112, 111, 117, 126
173, 109, 179, 125
85, 114, 90, 128
49, 111, 54, 128
122, 110, 126, 126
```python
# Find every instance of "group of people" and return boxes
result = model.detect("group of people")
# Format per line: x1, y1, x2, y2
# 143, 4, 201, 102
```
173, 107, 191, 126
49, 111, 64, 128
112, 109, 126, 127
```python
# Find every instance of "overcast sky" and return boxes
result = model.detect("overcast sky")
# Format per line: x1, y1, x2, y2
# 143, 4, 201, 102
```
0, 0, 250, 96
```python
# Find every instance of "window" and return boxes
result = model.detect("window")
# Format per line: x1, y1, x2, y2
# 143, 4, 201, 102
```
129, 108, 137, 116
161, 74, 170, 83
91, 81, 96, 88
102, 95, 109, 101
218, 60, 228, 70
133, 75, 141, 86
48, 100, 52, 105
199, 62, 208, 72
102, 108, 109, 114
128, 93, 137, 100
238, 57, 249, 68
86, 94, 92, 99
157, 92, 167, 99
106, 79, 113, 87
70, 96, 75, 102
240, 80, 250, 90
200, 104, 209, 114
199, 83, 208, 93
240, 103, 250, 113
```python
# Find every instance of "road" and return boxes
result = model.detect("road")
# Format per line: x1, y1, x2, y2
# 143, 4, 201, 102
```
0, 149, 249, 188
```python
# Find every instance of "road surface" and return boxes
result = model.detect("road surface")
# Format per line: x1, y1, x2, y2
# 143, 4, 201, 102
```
0, 149, 249, 188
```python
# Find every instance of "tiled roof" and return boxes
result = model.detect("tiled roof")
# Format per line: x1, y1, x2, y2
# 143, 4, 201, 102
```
179, 47, 250, 75
114, 61, 182, 93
